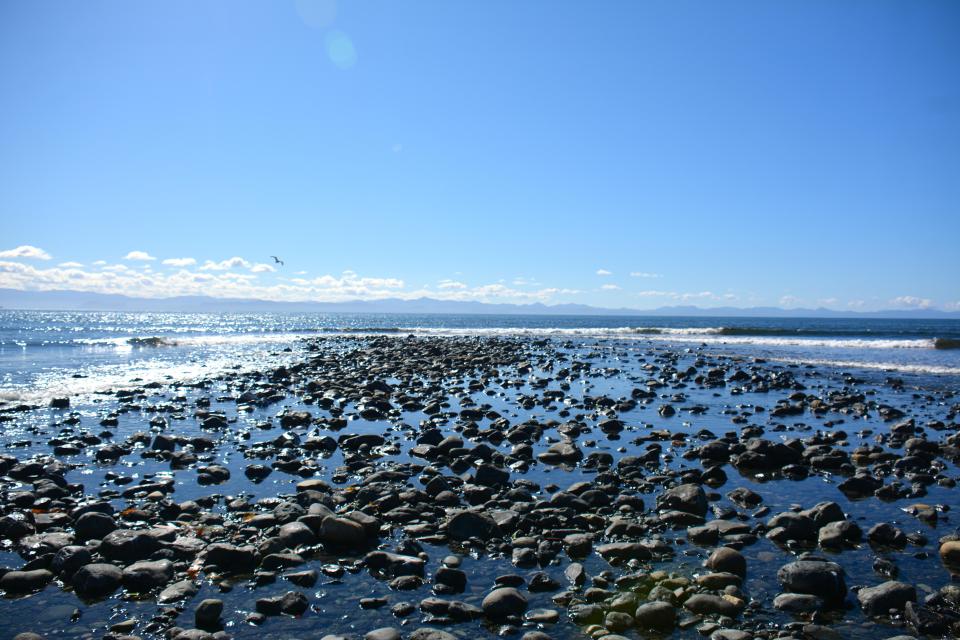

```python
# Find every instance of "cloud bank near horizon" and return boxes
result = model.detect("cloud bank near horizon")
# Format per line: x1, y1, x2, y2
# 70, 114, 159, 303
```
0, 247, 573, 305
0, 246, 954, 311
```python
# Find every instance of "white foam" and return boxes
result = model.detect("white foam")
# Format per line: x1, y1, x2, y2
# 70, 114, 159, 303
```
764, 357, 960, 376
0, 345, 302, 407
24, 326, 951, 351
72, 332, 319, 350
382, 326, 938, 350
641, 334, 933, 350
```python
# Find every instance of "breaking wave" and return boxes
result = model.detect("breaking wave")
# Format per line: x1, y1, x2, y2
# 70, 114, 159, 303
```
383, 326, 955, 350
3, 325, 957, 353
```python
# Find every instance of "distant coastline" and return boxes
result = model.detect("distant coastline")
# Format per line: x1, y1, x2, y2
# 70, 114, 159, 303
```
1, 287, 958, 319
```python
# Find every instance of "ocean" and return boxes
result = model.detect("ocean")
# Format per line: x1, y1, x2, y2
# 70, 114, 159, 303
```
2, 311, 959, 408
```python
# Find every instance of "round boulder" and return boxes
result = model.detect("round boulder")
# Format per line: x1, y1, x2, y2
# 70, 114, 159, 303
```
706, 547, 746, 577
634, 600, 676, 631
482, 587, 528, 619
776, 560, 846, 603
73, 563, 123, 598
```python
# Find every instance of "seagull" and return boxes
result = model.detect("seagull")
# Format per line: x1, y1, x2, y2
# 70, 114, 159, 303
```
270, 255, 284, 266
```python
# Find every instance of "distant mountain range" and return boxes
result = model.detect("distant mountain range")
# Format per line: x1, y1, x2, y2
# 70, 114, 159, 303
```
1, 288, 958, 319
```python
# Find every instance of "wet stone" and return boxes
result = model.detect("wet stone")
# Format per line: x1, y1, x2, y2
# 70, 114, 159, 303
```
777, 560, 847, 603
481, 587, 528, 619
857, 581, 917, 617
195, 599, 224, 630
72, 563, 123, 598
0, 569, 54, 593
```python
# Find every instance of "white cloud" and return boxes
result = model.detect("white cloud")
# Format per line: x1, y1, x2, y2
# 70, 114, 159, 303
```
124, 250, 156, 261
779, 295, 801, 307
200, 257, 252, 271
162, 257, 196, 267
629, 271, 662, 278
595, 269, 612, 276
58, 261, 83, 268
0, 261, 412, 303
890, 295, 933, 309
635, 290, 734, 303
601, 284, 620, 290
0, 245, 51, 260
423, 283, 579, 303
250, 263, 276, 273
93, 260, 107, 266
944, 301, 960, 311
0, 258, 589, 306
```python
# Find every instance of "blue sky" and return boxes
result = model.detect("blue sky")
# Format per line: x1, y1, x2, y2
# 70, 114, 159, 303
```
1, 0, 958, 310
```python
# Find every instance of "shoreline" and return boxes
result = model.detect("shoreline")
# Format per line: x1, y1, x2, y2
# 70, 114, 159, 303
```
3, 328, 960, 413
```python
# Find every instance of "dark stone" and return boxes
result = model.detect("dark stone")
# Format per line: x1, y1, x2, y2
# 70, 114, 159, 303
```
74, 512, 117, 541
73, 563, 123, 598
121, 559, 174, 592
481, 587, 528, 618
51, 545, 93, 578
683, 593, 743, 616
255, 590, 309, 616
0, 569, 53, 593
195, 599, 224, 630
857, 581, 916, 617
99, 529, 160, 562
634, 600, 676, 631
706, 547, 746, 577
777, 560, 846, 603
656, 484, 708, 516
446, 511, 502, 541
204, 544, 257, 573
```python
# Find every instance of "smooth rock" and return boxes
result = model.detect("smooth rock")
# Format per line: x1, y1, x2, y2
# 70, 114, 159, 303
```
446, 511, 502, 541
73, 563, 123, 598
159, 580, 199, 603
122, 559, 174, 592
777, 560, 846, 603
656, 483, 708, 516
634, 600, 676, 631
938, 540, 960, 567
195, 599, 224, 630
857, 581, 916, 616
706, 547, 746, 577
408, 630, 458, 640
0, 569, 53, 593
318, 516, 366, 548
683, 593, 743, 616
482, 587, 528, 618
773, 593, 822, 613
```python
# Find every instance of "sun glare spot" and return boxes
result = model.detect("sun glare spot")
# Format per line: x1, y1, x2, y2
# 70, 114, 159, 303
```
325, 30, 357, 69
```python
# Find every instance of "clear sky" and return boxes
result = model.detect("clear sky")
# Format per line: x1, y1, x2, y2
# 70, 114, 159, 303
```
1, 0, 958, 311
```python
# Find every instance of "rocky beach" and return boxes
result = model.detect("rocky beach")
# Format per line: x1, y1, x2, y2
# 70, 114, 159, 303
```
1, 329, 959, 640
4, 0, 958, 637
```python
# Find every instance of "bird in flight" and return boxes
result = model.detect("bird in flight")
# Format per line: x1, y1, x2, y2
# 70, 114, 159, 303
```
270, 255, 284, 266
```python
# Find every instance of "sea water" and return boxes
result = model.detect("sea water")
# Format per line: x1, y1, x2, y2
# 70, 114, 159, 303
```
2, 311, 958, 407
